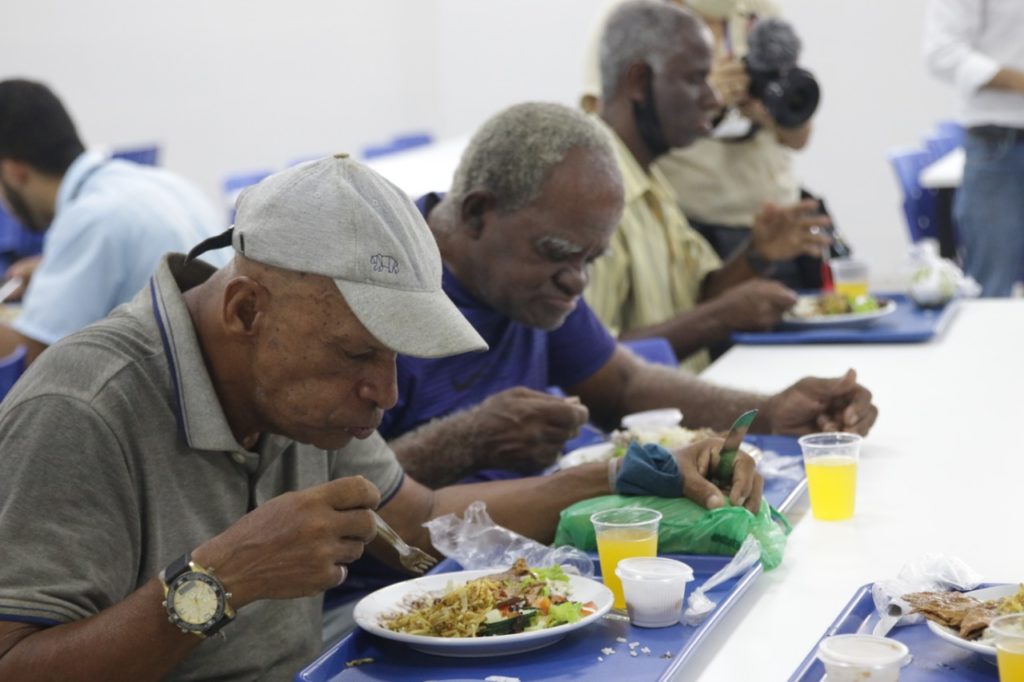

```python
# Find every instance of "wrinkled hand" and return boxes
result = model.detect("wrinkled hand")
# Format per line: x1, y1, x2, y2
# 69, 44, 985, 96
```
750, 199, 832, 261
2, 255, 42, 302
708, 56, 750, 110
767, 369, 878, 436
673, 437, 763, 514
192, 476, 380, 608
471, 387, 590, 474
715, 279, 798, 331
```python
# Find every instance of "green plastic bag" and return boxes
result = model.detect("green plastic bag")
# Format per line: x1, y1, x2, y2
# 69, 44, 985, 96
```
553, 495, 791, 570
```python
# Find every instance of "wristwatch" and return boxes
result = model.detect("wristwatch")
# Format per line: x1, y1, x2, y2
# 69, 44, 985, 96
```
160, 553, 235, 638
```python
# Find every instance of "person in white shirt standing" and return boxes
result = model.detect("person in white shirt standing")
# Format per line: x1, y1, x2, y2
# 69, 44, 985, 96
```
924, 0, 1024, 297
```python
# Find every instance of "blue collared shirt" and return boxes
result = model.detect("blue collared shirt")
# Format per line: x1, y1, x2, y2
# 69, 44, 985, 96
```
13, 151, 227, 345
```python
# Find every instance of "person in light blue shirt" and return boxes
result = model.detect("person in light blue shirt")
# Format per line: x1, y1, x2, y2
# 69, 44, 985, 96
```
0, 79, 226, 369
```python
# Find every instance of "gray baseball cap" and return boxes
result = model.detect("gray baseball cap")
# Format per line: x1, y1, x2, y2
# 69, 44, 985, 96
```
189, 153, 487, 358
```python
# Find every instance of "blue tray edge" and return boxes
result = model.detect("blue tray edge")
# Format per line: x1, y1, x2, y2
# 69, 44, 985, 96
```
731, 294, 960, 345
660, 561, 766, 681
787, 583, 873, 682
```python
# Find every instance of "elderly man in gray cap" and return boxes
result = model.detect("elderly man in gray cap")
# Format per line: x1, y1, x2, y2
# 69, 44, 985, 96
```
0, 154, 760, 681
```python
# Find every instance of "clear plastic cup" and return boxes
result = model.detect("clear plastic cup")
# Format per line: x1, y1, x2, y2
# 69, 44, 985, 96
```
799, 432, 863, 521
991, 613, 1024, 681
614, 557, 694, 627
830, 258, 870, 299
591, 508, 661, 610
816, 634, 910, 682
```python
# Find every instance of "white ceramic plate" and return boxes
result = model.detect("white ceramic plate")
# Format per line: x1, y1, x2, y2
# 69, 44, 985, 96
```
924, 584, 1019, 660
353, 568, 614, 657
781, 296, 897, 329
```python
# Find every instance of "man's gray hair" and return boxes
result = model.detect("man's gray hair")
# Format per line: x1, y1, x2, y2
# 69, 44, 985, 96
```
447, 101, 620, 214
599, 0, 699, 99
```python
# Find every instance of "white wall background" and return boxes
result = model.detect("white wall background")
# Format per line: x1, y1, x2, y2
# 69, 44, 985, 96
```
1, 0, 957, 286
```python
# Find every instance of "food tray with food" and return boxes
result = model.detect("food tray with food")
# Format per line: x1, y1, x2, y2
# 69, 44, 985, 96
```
790, 583, 1016, 681
731, 294, 959, 345
560, 434, 806, 516
298, 553, 763, 682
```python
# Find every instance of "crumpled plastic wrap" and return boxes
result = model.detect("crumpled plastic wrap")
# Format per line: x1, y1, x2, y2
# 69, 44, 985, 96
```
870, 554, 983, 636
756, 446, 804, 482
683, 534, 762, 625
907, 239, 981, 307
424, 500, 594, 577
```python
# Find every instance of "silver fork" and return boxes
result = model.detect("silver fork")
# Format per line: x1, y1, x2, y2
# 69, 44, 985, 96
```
371, 510, 438, 574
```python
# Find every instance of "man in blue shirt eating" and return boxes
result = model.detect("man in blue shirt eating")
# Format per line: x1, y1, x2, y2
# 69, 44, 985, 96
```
379, 102, 879, 488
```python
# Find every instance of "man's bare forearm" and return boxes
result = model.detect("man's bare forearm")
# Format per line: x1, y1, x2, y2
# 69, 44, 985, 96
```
701, 254, 757, 300
431, 462, 612, 544
389, 410, 484, 488
0, 579, 200, 682
617, 299, 735, 361
618, 360, 773, 433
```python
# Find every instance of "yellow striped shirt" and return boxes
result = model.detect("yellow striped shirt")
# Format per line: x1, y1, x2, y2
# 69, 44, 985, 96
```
586, 118, 722, 373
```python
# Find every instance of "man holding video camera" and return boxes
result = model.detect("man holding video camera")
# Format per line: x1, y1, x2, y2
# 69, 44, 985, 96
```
584, 0, 831, 371
654, 0, 836, 291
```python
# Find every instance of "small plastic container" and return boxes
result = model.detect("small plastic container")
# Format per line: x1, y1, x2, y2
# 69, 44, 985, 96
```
816, 634, 910, 682
620, 408, 683, 431
614, 557, 694, 628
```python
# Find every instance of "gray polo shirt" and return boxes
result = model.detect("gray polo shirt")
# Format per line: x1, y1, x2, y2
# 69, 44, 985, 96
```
0, 254, 404, 681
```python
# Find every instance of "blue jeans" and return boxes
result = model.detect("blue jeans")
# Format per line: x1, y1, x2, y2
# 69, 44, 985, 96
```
955, 126, 1024, 296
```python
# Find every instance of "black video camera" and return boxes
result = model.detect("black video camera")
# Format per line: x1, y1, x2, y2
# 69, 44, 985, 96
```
743, 18, 820, 129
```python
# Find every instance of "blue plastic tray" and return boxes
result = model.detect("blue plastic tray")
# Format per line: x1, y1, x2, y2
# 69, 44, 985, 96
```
298, 553, 762, 682
299, 437, 805, 682
789, 584, 999, 681
732, 294, 959, 345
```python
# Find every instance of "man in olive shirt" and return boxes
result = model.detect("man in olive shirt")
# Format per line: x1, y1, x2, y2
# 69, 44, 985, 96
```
587, 0, 830, 370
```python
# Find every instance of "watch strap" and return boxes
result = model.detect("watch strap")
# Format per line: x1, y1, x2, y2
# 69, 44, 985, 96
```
161, 552, 192, 585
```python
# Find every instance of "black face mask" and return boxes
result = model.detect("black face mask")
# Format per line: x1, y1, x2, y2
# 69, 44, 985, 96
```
632, 73, 670, 159
0, 178, 45, 233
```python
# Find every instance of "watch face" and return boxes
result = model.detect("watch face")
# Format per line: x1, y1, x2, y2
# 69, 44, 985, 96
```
169, 573, 224, 629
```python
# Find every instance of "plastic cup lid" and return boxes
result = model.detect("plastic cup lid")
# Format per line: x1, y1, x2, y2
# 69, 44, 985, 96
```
620, 408, 683, 430
615, 557, 694, 582
816, 634, 908, 668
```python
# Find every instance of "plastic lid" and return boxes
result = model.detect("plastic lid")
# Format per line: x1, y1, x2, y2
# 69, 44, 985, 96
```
816, 634, 908, 668
615, 557, 694, 582
620, 408, 683, 430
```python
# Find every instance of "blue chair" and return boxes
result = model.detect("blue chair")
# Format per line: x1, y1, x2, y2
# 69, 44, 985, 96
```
0, 205, 45, 272
887, 146, 942, 244
223, 169, 274, 224
360, 131, 433, 160
621, 336, 678, 367
0, 345, 27, 402
112, 145, 160, 166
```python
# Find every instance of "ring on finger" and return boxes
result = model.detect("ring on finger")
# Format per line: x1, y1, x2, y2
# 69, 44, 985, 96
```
336, 564, 348, 587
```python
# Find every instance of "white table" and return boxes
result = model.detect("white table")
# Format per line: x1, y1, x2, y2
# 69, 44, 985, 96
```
674, 299, 1024, 681
364, 134, 469, 199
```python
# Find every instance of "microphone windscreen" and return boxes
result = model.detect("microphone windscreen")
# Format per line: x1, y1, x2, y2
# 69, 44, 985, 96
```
746, 18, 801, 73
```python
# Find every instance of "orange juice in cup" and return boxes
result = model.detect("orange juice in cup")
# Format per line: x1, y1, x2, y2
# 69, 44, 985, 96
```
591, 508, 661, 610
799, 433, 863, 521
992, 614, 1024, 682
830, 259, 869, 299
804, 455, 858, 520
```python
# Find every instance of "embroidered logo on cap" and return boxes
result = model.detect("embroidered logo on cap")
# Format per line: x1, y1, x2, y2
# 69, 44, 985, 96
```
370, 254, 400, 274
